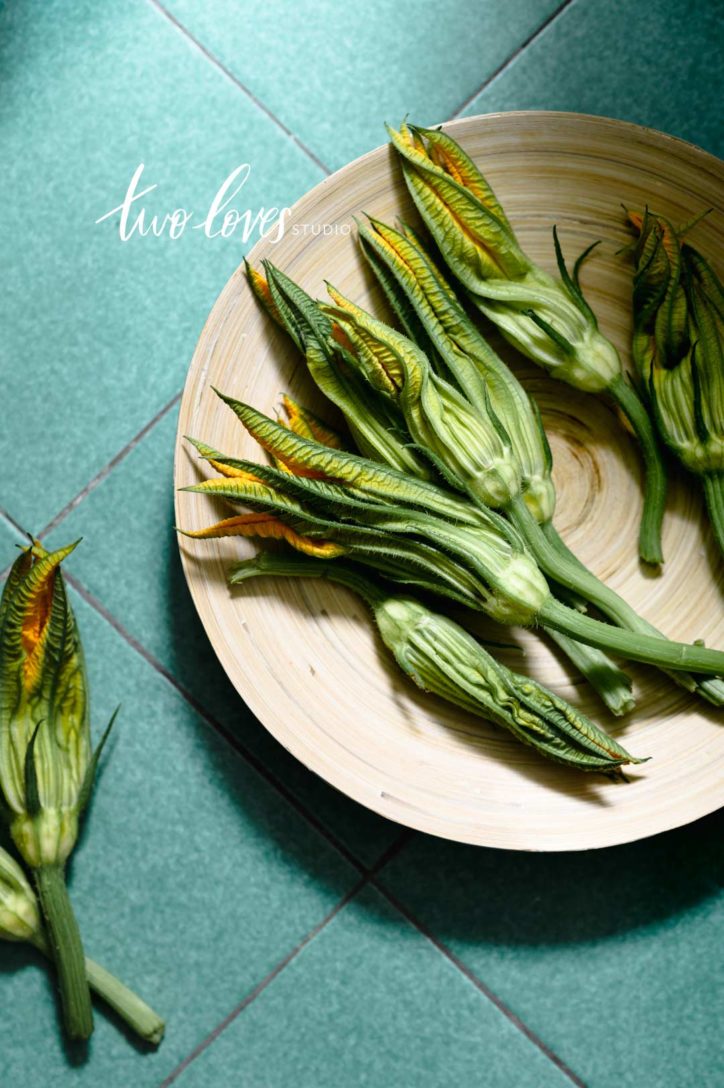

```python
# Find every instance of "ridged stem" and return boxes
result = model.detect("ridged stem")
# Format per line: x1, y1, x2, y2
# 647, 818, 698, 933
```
539, 597, 724, 674
508, 494, 724, 702
607, 374, 667, 566
34, 865, 93, 1040
31, 931, 165, 1045
543, 626, 635, 716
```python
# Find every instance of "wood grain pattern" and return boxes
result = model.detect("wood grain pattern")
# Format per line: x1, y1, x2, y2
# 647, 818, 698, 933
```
175, 113, 724, 851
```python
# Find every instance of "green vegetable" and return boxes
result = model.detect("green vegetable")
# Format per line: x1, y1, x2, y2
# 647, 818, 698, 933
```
248, 264, 636, 715
0, 541, 164, 1044
628, 208, 724, 554
181, 396, 724, 679
229, 553, 644, 775
0, 845, 164, 1044
387, 121, 667, 565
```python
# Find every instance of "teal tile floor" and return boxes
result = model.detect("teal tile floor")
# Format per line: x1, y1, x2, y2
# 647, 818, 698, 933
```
1, 1, 721, 1085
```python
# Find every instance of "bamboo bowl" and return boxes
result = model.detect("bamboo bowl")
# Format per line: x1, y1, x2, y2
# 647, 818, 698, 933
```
175, 113, 724, 851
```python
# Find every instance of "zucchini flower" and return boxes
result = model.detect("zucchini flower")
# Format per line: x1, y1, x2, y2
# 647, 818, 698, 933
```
1, 543, 101, 1038
357, 214, 556, 523
0, 844, 164, 1043
628, 209, 724, 555
228, 553, 644, 775
387, 121, 667, 565
317, 285, 723, 704
247, 267, 633, 714
248, 261, 431, 481
180, 395, 724, 682
323, 283, 522, 508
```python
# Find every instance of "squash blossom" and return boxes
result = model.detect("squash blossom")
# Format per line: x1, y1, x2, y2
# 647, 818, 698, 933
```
229, 553, 644, 775
181, 395, 724, 682
314, 284, 723, 705
248, 260, 432, 481
628, 209, 724, 556
245, 271, 636, 716
387, 121, 668, 566
357, 214, 556, 525
1, 542, 103, 1039
0, 844, 164, 1043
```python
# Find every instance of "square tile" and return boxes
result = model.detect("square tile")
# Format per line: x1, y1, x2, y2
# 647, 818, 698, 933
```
1, 589, 357, 1086
160, 0, 564, 170
173, 885, 573, 1088
379, 810, 724, 1087
0, 0, 323, 530
464, 0, 724, 157
45, 407, 402, 867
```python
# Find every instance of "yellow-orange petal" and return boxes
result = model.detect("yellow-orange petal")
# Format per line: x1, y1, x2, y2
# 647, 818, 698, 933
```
183, 513, 345, 557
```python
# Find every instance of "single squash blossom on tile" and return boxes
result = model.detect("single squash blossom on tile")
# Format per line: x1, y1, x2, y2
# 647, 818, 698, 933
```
229, 553, 644, 776
387, 121, 667, 566
0, 541, 162, 1043
0, 844, 164, 1043
0, 541, 95, 1038
628, 209, 724, 555
181, 394, 724, 682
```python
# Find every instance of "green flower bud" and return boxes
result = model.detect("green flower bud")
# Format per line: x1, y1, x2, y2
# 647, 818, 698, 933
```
323, 286, 522, 508
0, 846, 41, 942
358, 215, 556, 523
0, 543, 90, 868
230, 554, 642, 774
629, 210, 724, 475
386, 122, 622, 393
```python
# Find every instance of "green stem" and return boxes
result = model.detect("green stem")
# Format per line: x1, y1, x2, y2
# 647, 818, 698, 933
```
543, 625, 635, 717
34, 865, 93, 1040
703, 472, 724, 557
31, 932, 165, 1045
509, 494, 724, 704
84, 959, 165, 1045
607, 374, 667, 566
231, 551, 387, 606
539, 597, 724, 675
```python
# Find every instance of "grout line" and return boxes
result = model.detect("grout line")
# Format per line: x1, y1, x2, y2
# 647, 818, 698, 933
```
368, 875, 588, 1088
64, 568, 372, 876
448, 0, 577, 120
63, 567, 415, 882
159, 877, 367, 1087
159, 833, 411, 1085
147, 0, 333, 177
0, 505, 28, 539
39, 391, 182, 540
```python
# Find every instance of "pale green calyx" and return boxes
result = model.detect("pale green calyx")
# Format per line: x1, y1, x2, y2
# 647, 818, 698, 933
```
0, 846, 41, 942
323, 285, 522, 508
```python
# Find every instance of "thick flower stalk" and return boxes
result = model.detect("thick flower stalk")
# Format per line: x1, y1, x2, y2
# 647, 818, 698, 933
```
387, 121, 667, 565
180, 395, 724, 679
229, 553, 643, 775
0, 845, 164, 1043
628, 209, 724, 555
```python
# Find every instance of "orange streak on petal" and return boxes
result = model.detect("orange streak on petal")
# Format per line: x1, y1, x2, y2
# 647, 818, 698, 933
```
208, 458, 263, 483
